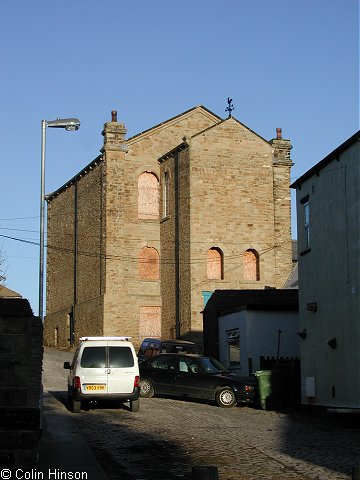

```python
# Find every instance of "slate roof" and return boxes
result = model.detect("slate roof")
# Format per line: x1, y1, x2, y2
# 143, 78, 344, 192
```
204, 289, 299, 317
291, 130, 360, 188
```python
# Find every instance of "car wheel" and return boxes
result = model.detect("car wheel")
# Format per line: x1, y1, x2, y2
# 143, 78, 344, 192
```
68, 394, 81, 413
140, 378, 154, 398
215, 387, 237, 408
130, 399, 140, 412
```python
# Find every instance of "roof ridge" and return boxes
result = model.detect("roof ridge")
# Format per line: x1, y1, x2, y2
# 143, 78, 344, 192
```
127, 105, 222, 143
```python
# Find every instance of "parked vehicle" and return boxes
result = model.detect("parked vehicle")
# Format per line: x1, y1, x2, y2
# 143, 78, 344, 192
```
139, 353, 256, 408
64, 336, 140, 413
138, 338, 199, 361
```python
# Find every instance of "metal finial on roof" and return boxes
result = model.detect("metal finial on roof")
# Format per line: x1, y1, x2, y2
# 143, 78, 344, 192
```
225, 97, 234, 118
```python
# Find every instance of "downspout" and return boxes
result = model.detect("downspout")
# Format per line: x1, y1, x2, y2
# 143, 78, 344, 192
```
74, 181, 78, 306
100, 160, 104, 295
343, 164, 350, 284
175, 150, 180, 339
71, 181, 78, 346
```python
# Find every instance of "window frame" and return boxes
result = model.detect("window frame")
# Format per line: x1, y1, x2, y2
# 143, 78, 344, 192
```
162, 170, 170, 219
300, 194, 311, 255
226, 329, 241, 368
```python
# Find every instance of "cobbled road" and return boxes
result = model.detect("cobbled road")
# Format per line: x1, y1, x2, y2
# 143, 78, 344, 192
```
43, 347, 360, 480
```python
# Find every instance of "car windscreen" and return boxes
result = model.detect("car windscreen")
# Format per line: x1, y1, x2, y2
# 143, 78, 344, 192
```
109, 346, 135, 368
81, 347, 106, 368
198, 357, 228, 374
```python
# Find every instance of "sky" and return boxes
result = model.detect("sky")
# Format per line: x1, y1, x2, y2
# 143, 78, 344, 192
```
1, 0, 359, 315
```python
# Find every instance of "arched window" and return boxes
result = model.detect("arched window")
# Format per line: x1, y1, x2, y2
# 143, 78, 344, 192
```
207, 247, 223, 280
139, 247, 160, 280
162, 170, 170, 218
138, 172, 159, 219
243, 249, 260, 281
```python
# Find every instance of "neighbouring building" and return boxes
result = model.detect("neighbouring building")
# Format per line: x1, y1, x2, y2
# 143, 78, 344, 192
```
291, 130, 360, 410
203, 288, 300, 407
0, 289, 43, 466
202, 289, 299, 367
44, 105, 294, 349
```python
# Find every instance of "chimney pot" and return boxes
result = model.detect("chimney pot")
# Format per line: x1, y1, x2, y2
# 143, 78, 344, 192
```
111, 110, 118, 122
276, 128, 282, 140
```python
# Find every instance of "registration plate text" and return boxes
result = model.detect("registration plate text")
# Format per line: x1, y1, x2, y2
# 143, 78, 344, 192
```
84, 384, 106, 391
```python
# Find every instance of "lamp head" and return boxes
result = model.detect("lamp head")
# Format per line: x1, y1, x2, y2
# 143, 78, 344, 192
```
46, 118, 81, 130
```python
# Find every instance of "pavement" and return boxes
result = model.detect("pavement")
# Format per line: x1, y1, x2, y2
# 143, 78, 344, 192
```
38, 392, 109, 480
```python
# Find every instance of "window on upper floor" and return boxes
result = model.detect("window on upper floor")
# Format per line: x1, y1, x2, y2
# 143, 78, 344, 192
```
300, 194, 311, 254
304, 201, 310, 250
162, 170, 170, 218
207, 247, 224, 280
138, 247, 160, 280
243, 249, 260, 281
138, 172, 159, 220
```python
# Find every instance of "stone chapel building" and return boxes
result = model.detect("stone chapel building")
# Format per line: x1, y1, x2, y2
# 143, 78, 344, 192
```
44, 105, 293, 349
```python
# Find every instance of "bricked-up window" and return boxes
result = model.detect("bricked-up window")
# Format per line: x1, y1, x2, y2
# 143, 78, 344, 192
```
244, 249, 260, 281
207, 247, 223, 279
138, 172, 159, 219
139, 306, 161, 340
139, 247, 159, 280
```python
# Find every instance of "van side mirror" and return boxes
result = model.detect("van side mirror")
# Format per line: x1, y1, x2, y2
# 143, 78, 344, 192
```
63, 361, 71, 370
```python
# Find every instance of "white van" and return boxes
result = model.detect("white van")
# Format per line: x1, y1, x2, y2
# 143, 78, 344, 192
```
64, 336, 140, 413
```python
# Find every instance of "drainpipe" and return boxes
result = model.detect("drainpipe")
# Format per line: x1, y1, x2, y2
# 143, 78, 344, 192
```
175, 150, 180, 339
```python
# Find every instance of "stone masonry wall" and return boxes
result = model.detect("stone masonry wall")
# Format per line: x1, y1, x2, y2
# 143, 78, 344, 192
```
45, 107, 293, 351
102, 109, 220, 348
0, 298, 43, 464
44, 162, 105, 348
160, 118, 293, 346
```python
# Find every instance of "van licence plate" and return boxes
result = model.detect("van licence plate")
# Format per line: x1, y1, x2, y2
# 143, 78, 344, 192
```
84, 384, 106, 391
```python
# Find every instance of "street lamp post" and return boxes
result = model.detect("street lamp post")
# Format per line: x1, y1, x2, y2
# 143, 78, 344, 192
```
39, 118, 80, 321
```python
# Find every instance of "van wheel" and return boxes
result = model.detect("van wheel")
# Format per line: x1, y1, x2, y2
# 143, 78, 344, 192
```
68, 394, 81, 413
140, 379, 154, 398
130, 399, 140, 412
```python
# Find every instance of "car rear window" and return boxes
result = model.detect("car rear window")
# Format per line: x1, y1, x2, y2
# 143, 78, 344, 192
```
81, 347, 106, 368
164, 344, 198, 354
109, 346, 134, 368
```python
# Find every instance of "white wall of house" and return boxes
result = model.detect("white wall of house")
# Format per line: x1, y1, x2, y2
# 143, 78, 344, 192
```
294, 136, 360, 409
218, 309, 299, 376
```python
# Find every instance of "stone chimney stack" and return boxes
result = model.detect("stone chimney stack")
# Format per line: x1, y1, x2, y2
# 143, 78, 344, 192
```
269, 127, 293, 162
101, 110, 127, 154
269, 128, 294, 288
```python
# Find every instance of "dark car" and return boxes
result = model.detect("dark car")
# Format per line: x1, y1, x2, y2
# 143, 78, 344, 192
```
138, 338, 199, 362
139, 353, 256, 408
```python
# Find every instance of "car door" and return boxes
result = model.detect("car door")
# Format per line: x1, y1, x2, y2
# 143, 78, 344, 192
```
147, 355, 177, 395
78, 345, 108, 394
107, 343, 137, 394
174, 356, 204, 398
